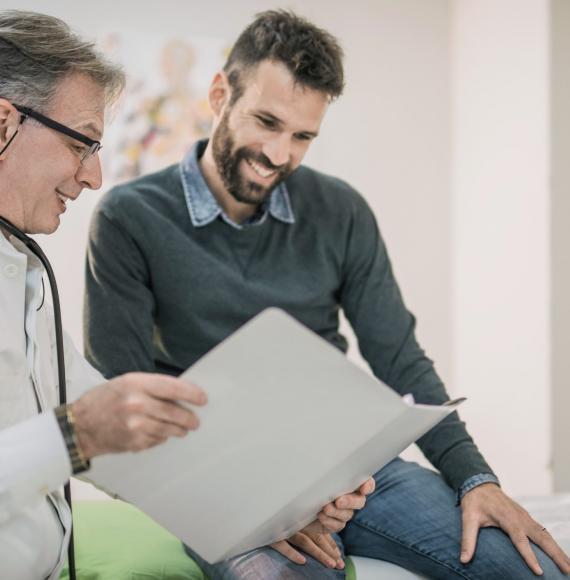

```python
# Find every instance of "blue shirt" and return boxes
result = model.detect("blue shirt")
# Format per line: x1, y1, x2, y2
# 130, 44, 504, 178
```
180, 139, 295, 230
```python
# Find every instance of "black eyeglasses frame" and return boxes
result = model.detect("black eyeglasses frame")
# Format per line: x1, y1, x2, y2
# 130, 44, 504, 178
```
13, 104, 102, 164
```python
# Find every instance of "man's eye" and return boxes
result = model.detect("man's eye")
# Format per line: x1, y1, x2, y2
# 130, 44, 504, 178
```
257, 116, 276, 129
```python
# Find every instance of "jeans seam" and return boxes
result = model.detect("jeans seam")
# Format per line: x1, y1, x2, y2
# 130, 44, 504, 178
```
349, 519, 472, 580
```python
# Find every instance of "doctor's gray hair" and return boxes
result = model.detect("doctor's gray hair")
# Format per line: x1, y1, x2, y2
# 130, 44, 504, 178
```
0, 10, 124, 113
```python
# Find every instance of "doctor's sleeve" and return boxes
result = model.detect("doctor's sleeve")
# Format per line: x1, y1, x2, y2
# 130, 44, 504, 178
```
43, 306, 106, 402
0, 412, 71, 524
84, 208, 156, 379
63, 327, 105, 401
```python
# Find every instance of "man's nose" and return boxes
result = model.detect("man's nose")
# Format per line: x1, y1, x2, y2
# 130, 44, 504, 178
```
262, 134, 291, 168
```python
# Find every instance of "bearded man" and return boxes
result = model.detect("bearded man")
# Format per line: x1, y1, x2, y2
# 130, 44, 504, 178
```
84, 10, 570, 580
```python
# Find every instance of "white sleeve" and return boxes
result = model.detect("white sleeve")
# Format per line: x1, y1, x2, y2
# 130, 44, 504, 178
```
62, 328, 105, 402
0, 411, 71, 524
43, 306, 105, 402
59, 330, 112, 488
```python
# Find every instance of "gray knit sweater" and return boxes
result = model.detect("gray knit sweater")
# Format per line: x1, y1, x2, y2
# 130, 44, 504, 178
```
84, 161, 495, 491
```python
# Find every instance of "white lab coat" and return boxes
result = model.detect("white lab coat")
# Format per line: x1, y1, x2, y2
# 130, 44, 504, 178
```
0, 232, 103, 580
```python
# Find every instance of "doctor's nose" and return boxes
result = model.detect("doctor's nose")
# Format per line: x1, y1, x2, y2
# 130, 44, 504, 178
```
77, 151, 103, 190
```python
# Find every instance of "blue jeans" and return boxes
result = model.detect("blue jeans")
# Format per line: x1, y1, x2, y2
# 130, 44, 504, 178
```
184, 458, 567, 579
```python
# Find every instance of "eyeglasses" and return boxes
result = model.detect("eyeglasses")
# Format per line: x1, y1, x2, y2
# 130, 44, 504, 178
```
13, 104, 102, 165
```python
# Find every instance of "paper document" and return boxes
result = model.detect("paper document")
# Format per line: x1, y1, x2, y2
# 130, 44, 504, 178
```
88, 308, 463, 563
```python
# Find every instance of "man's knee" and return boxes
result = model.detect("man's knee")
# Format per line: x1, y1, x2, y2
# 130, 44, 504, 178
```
185, 544, 345, 580
372, 458, 454, 501
466, 527, 567, 580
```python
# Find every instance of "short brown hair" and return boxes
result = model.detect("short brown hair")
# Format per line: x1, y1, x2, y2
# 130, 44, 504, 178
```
224, 10, 344, 105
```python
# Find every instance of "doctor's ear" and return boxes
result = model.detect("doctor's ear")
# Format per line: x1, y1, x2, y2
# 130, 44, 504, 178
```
208, 71, 232, 117
0, 99, 22, 158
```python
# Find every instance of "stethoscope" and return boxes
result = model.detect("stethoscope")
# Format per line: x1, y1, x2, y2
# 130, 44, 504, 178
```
0, 215, 77, 580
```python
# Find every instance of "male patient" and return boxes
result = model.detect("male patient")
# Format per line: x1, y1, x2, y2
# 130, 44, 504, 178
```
84, 10, 570, 580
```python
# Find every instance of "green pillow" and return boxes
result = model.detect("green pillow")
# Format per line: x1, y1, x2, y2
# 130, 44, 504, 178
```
59, 500, 206, 580
59, 500, 357, 579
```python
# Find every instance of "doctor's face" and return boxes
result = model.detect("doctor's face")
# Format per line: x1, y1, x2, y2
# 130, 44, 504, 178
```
4, 73, 104, 234
211, 60, 329, 205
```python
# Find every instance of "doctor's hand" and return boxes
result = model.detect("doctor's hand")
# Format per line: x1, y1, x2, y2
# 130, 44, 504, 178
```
70, 372, 207, 459
460, 483, 570, 576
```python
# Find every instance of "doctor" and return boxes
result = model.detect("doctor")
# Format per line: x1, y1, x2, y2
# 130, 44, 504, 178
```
0, 10, 207, 580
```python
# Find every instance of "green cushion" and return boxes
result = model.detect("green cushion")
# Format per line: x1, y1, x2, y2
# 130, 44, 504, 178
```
59, 500, 357, 579
59, 500, 206, 580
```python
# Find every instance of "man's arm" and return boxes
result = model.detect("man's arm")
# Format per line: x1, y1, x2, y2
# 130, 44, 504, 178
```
339, 196, 493, 490
339, 196, 570, 575
84, 207, 156, 378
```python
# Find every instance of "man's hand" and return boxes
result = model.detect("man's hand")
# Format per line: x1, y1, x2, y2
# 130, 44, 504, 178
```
71, 372, 207, 459
271, 522, 344, 569
460, 483, 570, 576
270, 477, 375, 568
316, 477, 376, 533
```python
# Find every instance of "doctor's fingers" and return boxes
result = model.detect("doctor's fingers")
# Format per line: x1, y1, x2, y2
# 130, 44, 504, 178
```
110, 418, 190, 452
121, 372, 208, 406
124, 413, 199, 441
137, 396, 202, 431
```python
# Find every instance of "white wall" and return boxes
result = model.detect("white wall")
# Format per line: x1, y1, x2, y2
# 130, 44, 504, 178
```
4, 0, 563, 498
452, 0, 551, 495
551, 0, 570, 491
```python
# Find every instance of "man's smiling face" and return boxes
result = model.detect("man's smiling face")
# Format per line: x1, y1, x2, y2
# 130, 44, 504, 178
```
211, 60, 329, 206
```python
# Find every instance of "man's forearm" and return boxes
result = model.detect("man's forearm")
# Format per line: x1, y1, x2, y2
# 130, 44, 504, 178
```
415, 409, 496, 490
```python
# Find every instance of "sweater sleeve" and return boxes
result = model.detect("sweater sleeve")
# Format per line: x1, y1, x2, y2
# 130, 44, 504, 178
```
339, 197, 496, 491
84, 207, 157, 378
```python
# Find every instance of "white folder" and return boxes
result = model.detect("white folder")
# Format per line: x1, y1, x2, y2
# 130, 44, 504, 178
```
88, 308, 463, 563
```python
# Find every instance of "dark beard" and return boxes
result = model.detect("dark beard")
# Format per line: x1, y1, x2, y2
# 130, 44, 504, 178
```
211, 109, 292, 206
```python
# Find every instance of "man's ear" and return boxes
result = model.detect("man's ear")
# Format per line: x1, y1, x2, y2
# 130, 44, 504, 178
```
0, 99, 21, 158
208, 71, 231, 117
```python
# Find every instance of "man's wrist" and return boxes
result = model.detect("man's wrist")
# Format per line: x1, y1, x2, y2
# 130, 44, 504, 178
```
457, 473, 500, 505
54, 404, 91, 474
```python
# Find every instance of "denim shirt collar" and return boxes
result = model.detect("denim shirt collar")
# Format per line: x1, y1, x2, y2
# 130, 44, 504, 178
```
179, 139, 295, 230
